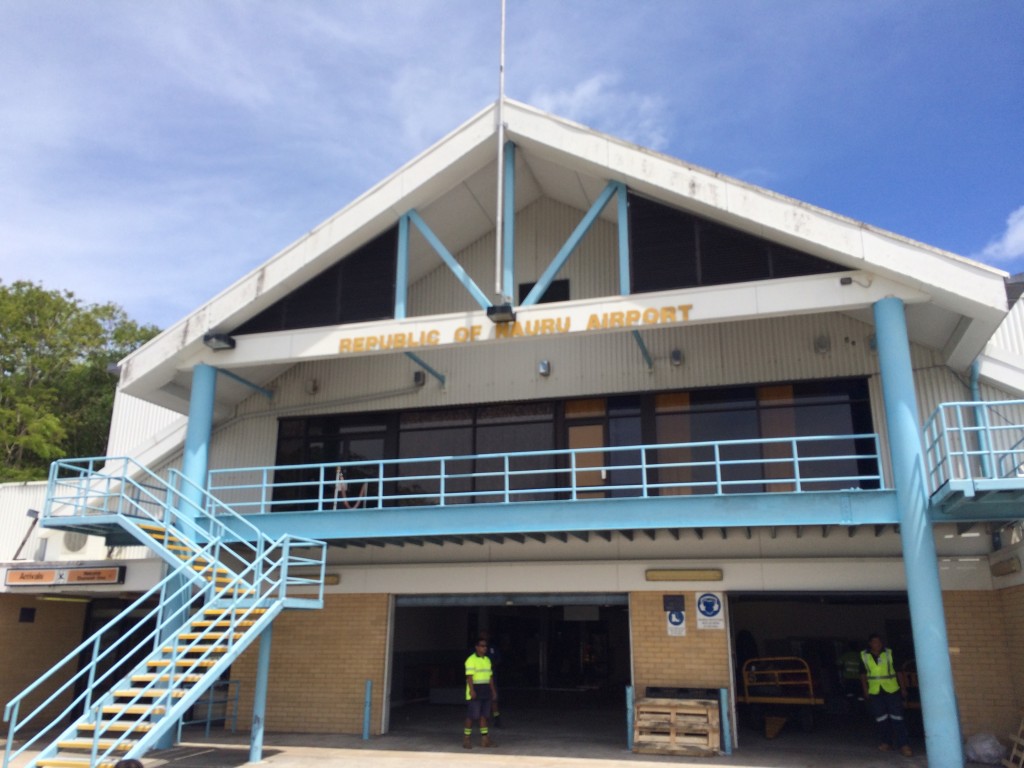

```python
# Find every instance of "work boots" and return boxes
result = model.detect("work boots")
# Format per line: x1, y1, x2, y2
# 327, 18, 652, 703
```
462, 734, 472, 749
482, 733, 496, 748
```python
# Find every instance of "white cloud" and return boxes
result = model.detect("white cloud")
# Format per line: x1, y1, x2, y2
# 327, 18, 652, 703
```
980, 205, 1024, 263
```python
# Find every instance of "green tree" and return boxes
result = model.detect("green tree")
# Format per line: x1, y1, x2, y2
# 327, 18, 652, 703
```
0, 281, 159, 481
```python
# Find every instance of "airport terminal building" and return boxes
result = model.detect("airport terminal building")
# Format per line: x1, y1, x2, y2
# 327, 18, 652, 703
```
2, 101, 1023, 768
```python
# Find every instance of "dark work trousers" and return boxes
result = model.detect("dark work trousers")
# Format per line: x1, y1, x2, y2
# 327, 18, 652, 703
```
866, 691, 908, 748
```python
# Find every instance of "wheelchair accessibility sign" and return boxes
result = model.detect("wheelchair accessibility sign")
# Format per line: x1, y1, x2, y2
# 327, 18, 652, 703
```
696, 592, 724, 630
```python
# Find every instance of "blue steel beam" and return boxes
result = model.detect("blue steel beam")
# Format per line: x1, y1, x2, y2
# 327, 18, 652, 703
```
214, 367, 273, 400
407, 209, 492, 311
521, 181, 621, 307
631, 330, 654, 371
617, 182, 630, 296
395, 214, 410, 319
502, 141, 516, 300
874, 297, 962, 768
404, 351, 446, 387
181, 364, 218, 516
215, 489, 898, 543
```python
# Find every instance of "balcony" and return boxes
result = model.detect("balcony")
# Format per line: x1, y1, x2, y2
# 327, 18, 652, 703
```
198, 434, 891, 545
924, 400, 1024, 521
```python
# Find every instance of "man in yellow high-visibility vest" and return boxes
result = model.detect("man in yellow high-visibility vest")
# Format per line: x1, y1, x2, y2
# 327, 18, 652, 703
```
860, 633, 911, 757
463, 637, 498, 749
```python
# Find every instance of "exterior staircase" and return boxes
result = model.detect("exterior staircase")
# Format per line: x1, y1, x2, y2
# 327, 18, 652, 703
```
3, 458, 326, 768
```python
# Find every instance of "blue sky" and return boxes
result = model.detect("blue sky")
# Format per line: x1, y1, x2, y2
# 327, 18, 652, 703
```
1, 1, 1021, 329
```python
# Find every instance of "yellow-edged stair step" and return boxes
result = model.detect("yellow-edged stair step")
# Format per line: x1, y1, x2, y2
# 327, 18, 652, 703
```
101, 704, 166, 715
130, 673, 203, 684
162, 645, 228, 654
146, 659, 217, 669
177, 632, 245, 642
57, 738, 133, 751
114, 688, 185, 699
77, 721, 153, 733
37, 759, 118, 768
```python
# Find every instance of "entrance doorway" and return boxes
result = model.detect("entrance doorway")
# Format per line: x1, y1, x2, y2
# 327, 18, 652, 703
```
729, 592, 915, 749
388, 595, 631, 751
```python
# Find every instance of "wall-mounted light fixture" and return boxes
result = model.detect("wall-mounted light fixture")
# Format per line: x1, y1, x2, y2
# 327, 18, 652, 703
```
813, 334, 831, 355
202, 333, 236, 351
670, 349, 684, 367
486, 303, 516, 324
645, 568, 723, 582
538, 360, 551, 377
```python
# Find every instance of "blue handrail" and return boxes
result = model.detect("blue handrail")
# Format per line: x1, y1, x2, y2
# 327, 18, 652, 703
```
4, 457, 326, 768
208, 433, 884, 514
923, 400, 1024, 494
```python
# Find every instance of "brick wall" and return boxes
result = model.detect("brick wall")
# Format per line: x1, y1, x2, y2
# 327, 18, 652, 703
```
943, 590, 1019, 737
233, 593, 389, 734
0, 594, 87, 723
629, 592, 730, 696
999, 585, 1024, 726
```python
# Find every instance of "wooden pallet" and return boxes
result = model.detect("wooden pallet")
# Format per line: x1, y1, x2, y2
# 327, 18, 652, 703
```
633, 697, 720, 757
1004, 712, 1024, 768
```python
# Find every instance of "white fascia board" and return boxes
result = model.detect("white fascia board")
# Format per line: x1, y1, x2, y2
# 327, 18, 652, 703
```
505, 101, 1008, 331
120, 105, 501, 399
155, 271, 925, 374
975, 347, 1024, 398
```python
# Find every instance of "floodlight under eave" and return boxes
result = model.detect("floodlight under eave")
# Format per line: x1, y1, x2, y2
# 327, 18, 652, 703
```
203, 332, 236, 351
487, 303, 516, 324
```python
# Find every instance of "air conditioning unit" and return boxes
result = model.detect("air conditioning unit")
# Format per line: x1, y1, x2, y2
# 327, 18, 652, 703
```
35, 529, 108, 561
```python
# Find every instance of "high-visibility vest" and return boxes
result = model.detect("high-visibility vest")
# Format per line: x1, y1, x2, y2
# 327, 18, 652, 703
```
861, 648, 900, 694
465, 653, 493, 699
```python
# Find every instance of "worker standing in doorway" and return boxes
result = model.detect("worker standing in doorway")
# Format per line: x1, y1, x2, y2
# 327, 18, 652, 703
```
861, 633, 912, 757
464, 637, 498, 749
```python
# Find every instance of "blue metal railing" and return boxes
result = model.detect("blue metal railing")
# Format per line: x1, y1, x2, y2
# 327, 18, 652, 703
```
4, 458, 326, 768
208, 433, 884, 515
923, 400, 1024, 495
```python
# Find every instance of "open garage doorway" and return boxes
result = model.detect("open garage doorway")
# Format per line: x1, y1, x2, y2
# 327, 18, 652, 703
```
388, 594, 631, 754
729, 592, 917, 750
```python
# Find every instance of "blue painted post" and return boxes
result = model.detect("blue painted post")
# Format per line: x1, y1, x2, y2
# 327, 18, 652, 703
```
395, 215, 409, 320
718, 688, 732, 755
873, 297, 962, 768
156, 362, 219, 750
181, 363, 218, 518
617, 182, 630, 296
969, 361, 992, 477
502, 142, 516, 300
249, 624, 273, 763
362, 680, 373, 740
625, 684, 634, 751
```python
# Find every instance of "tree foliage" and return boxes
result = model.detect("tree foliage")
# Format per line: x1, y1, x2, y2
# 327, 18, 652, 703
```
0, 281, 160, 481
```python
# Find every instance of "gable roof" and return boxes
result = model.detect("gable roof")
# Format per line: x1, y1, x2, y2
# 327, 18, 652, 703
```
118, 99, 1009, 415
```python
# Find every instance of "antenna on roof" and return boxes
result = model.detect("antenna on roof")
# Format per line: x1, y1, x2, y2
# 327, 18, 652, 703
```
493, 0, 508, 300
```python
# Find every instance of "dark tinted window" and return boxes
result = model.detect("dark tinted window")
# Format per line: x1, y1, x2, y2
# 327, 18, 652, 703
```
234, 227, 397, 334
628, 192, 843, 293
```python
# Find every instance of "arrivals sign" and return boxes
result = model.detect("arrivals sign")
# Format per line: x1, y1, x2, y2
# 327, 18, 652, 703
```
4, 566, 125, 587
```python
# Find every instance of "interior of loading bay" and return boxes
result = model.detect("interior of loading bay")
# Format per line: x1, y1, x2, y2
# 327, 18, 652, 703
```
387, 592, 915, 752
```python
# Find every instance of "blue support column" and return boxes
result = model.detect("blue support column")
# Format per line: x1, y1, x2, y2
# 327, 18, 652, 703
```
617, 182, 630, 296
502, 141, 516, 300
249, 624, 273, 763
181, 363, 218, 518
395, 214, 410, 320
873, 297, 962, 767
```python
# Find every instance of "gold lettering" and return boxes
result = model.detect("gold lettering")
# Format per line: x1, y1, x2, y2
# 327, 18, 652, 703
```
541, 318, 555, 334
642, 308, 660, 325
366, 336, 379, 351
426, 330, 440, 345
625, 310, 641, 326
353, 338, 366, 352
586, 314, 603, 330
556, 317, 571, 333
339, 338, 352, 353
660, 306, 676, 324
678, 304, 692, 321
495, 323, 512, 339
609, 311, 625, 328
